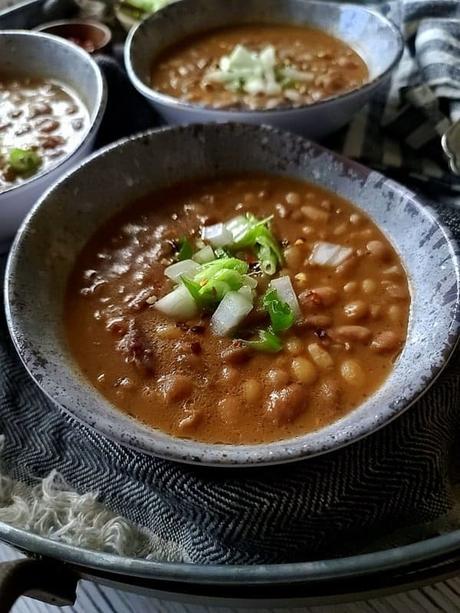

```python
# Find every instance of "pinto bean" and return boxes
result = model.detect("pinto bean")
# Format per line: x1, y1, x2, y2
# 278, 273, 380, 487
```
221, 341, 251, 365
178, 410, 202, 430
362, 279, 377, 294
286, 337, 304, 355
384, 284, 408, 300
366, 240, 390, 260
329, 325, 371, 343
291, 358, 317, 385
298, 287, 337, 310
243, 379, 262, 404
160, 374, 193, 402
311, 378, 342, 419
284, 246, 304, 269
340, 359, 365, 387
285, 192, 301, 205
265, 384, 308, 425
308, 343, 333, 369
371, 331, 402, 353
343, 301, 369, 321
266, 368, 290, 389
297, 314, 333, 329
335, 256, 358, 277
310, 287, 338, 307
343, 281, 358, 294
387, 305, 401, 322
218, 397, 241, 425
301, 205, 329, 223
156, 324, 182, 340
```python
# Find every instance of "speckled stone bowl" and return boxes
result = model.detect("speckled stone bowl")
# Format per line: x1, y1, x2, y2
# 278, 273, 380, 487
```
5, 124, 460, 466
125, 0, 403, 139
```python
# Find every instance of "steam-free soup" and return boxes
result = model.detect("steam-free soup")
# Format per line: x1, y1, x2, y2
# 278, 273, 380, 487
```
150, 25, 368, 110
65, 175, 410, 445
0, 76, 89, 191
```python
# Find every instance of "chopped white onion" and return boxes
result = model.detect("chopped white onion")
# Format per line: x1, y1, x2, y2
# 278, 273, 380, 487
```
243, 274, 258, 289
201, 223, 233, 247
211, 291, 253, 336
225, 215, 248, 240
164, 259, 201, 283
309, 242, 353, 267
193, 245, 215, 264
270, 276, 301, 319
154, 285, 198, 321
238, 285, 254, 301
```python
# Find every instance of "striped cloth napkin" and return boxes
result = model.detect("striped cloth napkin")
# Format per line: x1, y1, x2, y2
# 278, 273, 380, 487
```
0, 0, 459, 565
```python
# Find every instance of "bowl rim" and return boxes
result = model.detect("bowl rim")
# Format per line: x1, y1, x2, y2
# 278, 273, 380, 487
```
0, 29, 107, 200
34, 18, 113, 49
124, 0, 404, 116
4, 123, 460, 468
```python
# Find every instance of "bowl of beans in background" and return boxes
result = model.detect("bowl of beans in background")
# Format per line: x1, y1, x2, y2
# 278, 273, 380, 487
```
125, 0, 403, 138
0, 30, 107, 249
6, 123, 460, 466
35, 20, 112, 55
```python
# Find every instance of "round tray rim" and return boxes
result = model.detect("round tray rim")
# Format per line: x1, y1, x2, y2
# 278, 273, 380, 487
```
1, 521, 459, 586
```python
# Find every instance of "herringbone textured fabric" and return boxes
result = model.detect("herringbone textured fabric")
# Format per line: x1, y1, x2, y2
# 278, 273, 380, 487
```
1, 0, 460, 564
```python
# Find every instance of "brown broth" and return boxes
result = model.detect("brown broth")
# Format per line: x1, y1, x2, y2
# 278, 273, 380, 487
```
65, 175, 410, 445
150, 24, 368, 110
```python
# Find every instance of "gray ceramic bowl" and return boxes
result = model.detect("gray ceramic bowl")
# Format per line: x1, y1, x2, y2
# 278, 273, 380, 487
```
0, 30, 107, 249
125, 0, 403, 138
5, 123, 460, 467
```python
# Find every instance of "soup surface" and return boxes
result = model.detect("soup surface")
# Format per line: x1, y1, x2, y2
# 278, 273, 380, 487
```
150, 25, 368, 110
0, 76, 89, 191
65, 175, 410, 445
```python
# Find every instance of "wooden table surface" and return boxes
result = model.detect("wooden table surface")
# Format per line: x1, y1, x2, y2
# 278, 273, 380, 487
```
2, 543, 459, 613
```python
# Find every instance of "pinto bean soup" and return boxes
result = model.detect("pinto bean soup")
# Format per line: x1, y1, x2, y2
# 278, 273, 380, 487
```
0, 76, 89, 191
65, 175, 410, 445
150, 25, 368, 110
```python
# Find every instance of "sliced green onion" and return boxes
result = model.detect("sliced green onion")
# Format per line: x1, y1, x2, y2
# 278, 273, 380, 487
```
193, 257, 248, 283
8, 148, 42, 175
263, 288, 295, 334
244, 328, 282, 353
214, 247, 231, 259
181, 276, 214, 311
198, 268, 245, 302
176, 236, 193, 261
229, 213, 283, 275
181, 257, 249, 309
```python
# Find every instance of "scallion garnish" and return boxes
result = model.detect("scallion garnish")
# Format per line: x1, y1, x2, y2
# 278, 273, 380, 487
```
8, 148, 42, 175
262, 288, 295, 334
181, 257, 250, 307
244, 328, 283, 353
231, 213, 283, 275
176, 236, 194, 261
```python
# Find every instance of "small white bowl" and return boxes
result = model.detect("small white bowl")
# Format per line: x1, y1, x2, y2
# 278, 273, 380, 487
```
0, 30, 107, 249
125, 0, 403, 139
